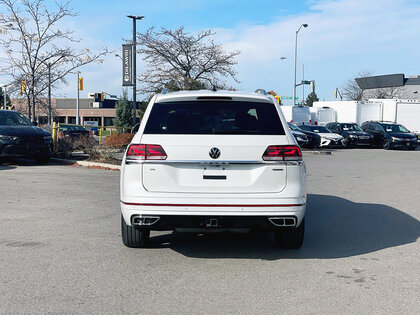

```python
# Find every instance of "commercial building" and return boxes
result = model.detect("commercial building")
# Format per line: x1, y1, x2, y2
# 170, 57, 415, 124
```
12, 94, 124, 126
356, 73, 420, 100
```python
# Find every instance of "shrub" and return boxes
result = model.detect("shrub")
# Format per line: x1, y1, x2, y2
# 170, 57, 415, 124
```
56, 137, 73, 158
72, 134, 97, 151
104, 133, 134, 148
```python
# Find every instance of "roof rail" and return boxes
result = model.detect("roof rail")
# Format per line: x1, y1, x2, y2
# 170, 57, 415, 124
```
254, 89, 268, 95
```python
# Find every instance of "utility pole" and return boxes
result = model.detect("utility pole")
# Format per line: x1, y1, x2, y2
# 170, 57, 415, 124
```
127, 15, 144, 126
48, 63, 52, 125
302, 64, 305, 105
76, 71, 80, 125
293, 23, 308, 106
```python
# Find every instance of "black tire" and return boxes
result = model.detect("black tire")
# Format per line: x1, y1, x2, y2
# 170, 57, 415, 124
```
121, 215, 150, 248
383, 139, 391, 150
274, 218, 305, 249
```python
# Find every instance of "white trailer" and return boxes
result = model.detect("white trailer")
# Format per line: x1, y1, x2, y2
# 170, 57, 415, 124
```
312, 101, 383, 126
369, 99, 420, 132
280, 105, 311, 125
310, 107, 337, 126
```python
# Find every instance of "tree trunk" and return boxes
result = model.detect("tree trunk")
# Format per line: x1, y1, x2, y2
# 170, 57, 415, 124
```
31, 88, 36, 123
27, 95, 32, 121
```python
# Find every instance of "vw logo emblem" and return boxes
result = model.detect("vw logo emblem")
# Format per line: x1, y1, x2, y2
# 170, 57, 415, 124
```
209, 147, 221, 159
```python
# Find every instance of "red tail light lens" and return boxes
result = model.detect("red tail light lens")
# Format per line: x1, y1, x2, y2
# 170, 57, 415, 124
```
262, 145, 302, 161
126, 144, 167, 160
314, 121, 318, 125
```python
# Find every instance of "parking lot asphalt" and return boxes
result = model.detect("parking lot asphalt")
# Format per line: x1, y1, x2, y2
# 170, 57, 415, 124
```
1, 149, 419, 314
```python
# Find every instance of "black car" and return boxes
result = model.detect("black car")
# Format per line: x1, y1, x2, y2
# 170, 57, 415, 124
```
361, 121, 417, 150
325, 122, 373, 147
58, 124, 90, 140
288, 123, 321, 149
0, 110, 53, 163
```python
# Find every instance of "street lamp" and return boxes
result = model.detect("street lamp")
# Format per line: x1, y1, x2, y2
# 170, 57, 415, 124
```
293, 23, 308, 106
127, 15, 144, 126
76, 71, 81, 125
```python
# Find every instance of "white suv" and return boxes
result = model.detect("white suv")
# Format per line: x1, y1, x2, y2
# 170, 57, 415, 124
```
120, 90, 307, 248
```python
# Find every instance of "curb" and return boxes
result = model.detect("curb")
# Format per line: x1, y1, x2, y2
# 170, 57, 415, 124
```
51, 158, 121, 171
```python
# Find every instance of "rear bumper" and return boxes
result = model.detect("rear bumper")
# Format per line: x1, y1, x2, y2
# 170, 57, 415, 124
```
121, 201, 306, 230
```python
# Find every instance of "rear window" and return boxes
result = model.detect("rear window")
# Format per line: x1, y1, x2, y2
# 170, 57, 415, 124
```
60, 125, 86, 131
144, 101, 285, 135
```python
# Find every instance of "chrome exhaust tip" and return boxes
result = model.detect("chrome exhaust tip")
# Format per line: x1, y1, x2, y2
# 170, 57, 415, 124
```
268, 217, 296, 227
131, 215, 160, 226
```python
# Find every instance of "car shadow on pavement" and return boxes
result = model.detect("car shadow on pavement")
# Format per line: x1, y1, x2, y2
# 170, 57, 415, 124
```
0, 159, 57, 167
148, 194, 420, 260
0, 164, 17, 170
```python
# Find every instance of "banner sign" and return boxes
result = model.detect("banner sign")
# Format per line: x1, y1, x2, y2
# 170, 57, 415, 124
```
122, 44, 134, 86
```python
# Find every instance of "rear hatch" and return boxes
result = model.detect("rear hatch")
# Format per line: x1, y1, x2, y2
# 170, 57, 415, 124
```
139, 98, 289, 194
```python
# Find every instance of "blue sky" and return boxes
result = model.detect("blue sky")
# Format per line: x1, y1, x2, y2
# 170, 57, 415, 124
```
3, 0, 420, 104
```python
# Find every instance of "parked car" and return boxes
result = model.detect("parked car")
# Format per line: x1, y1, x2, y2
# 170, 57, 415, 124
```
361, 121, 417, 150
299, 125, 346, 148
325, 122, 373, 147
0, 110, 52, 164
288, 123, 321, 149
58, 124, 90, 140
120, 90, 307, 249
290, 129, 309, 147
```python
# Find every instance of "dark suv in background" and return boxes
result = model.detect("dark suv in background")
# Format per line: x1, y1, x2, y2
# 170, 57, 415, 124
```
326, 122, 373, 147
361, 121, 417, 150
0, 110, 53, 163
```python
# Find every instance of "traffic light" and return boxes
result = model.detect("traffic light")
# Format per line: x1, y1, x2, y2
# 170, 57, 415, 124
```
20, 80, 26, 96
78, 77, 83, 91
100, 92, 104, 102
310, 81, 315, 93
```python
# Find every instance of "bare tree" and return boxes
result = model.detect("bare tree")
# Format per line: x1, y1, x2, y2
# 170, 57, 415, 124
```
136, 27, 240, 93
0, 0, 109, 122
342, 71, 373, 101
364, 86, 405, 99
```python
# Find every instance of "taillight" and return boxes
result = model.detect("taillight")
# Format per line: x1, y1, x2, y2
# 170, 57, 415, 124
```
126, 144, 167, 160
262, 145, 302, 161
314, 121, 318, 125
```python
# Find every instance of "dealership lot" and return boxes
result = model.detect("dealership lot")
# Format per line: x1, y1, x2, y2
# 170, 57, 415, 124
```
1, 149, 419, 314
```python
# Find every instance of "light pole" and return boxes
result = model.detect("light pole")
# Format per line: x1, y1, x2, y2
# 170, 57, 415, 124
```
127, 15, 144, 126
293, 23, 308, 106
76, 71, 81, 125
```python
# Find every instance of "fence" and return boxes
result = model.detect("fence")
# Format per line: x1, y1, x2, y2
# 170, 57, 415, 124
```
51, 122, 131, 152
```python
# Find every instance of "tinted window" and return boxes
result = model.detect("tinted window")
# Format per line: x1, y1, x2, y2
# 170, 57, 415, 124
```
341, 123, 362, 131
144, 101, 285, 135
381, 124, 409, 133
0, 111, 32, 126
60, 125, 87, 131
374, 124, 384, 132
